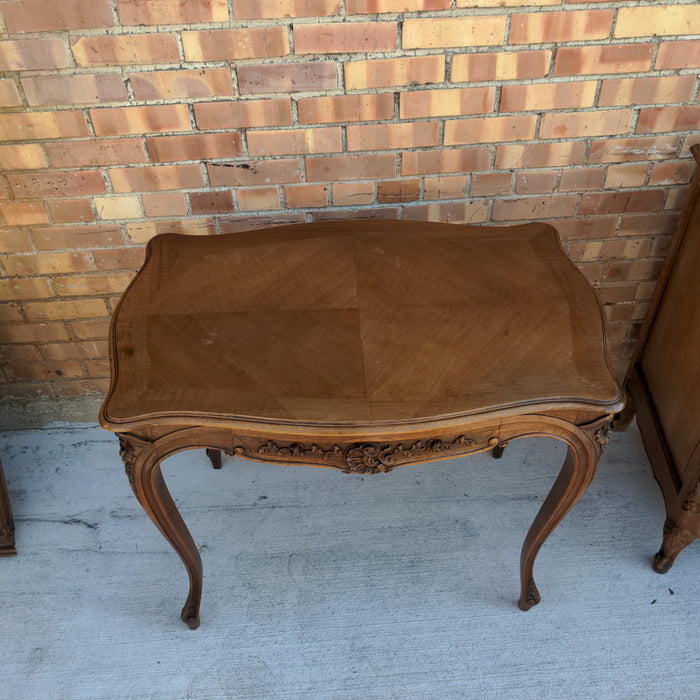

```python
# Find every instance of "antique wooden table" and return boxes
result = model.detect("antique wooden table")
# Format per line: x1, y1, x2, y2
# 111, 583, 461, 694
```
100, 220, 623, 629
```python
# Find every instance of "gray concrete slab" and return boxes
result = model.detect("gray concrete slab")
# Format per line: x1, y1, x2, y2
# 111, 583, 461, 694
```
0, 422, 697, 699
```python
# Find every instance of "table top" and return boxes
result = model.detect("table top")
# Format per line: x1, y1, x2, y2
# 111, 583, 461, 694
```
101, 220, 622, 431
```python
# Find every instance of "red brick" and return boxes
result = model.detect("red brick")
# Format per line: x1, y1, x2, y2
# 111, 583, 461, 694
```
655, 40, 700, 70
195, 99, 292, 130
126, 219, 215, 244
37, 340, 107, 362
1, 202, 49, 226
0, 229, 33, 253
248, 127, 342, 156
614, 5, 700, 38
182, 27, 289, 61
22, 74, 127, 107
605, 261, 664, 284
539, 110, 633, 139
208, 159, 302, 186
377, 179, 420, 203
445, 115, 536, 145
129, 68, 234, 100
470, 173, 512, 197
604, 164, 648, 189
238, 63, 337, 95
423, 175, 467, 201
190, 190, 236, 215
295, 22, 396, 54
109, 164, 205, 193
402, 147, 491, 175
619, 213, 679, 238
501, 81, 596, 113
147, 133, 243, 163
0, 38, 70, 71
636, 106, 700, 134
403, 16, 506, 48
0, 305, 23, 324
53, 378, 110, 397
298, 94, 394, 124
0, 0, 114, 32
347, 122, 439, 151
649, 161, 695, 187
90, 105, 192, 135
558, 168, 603, 192
400, 87, 495, 119
92, 249, 144, 271
2, 251, 94, 276
598, 76, 696, 107
345, 55, 444, 89
515, 171, 558, 195
554, 217, 618, 241
32, 225, 122, 251
348, 0, 448, 10
0, 278, 53, 300
236, 187, 281, 212
451, 50, 550, 82
219, 215, 305, 233
0, 144, 47, 170
142, 193, 188, 217
509, 10, 613, 44
492, 195, 578, 222
554, 44, 654, 76
47, 200, 95, 224
579, 191, 666, 216
0, 79, 21, 106
306, 154, 395, 182
403, 201, 488, 224
664, 187, 690, 211
314, 207, 400, 222
457, 0, 558, 4
46, 139, 146, 168
0, 111, 89, 141
233, 0, 340, 18
22, 299, 108, 322
0, 322, 70, 345
71, 34, 180, 67
587, 136, 680, 164
117, 0, 228, 25
332, 182, 374, 206
284, 184, 328, 209
52, 273, 134, 297
8, 171, 106, 199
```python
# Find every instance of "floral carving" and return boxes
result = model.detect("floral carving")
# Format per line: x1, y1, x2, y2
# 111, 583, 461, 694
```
583, 419, 612, 457
682, 482, 700, 513
119, 436, 140, 490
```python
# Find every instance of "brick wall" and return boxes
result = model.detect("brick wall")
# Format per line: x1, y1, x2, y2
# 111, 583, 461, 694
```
0, 0, 699, 402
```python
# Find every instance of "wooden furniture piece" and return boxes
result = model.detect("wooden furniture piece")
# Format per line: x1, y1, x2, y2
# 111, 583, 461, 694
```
620, 145, 700, 573
100, 220, 623, 629
0, 460, 16, 556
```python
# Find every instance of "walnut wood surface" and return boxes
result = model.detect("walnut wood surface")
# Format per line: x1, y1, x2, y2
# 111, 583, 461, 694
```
0, 460, 16, 557
100, 219, 623, 628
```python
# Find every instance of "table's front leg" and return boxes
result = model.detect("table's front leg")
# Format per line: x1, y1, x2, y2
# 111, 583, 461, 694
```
118, 435, 203, 629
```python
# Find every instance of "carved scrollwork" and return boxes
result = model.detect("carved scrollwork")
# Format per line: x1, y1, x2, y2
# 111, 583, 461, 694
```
118, 436, 141, 490
682, 482, 700, 513
582, 418, 612, 458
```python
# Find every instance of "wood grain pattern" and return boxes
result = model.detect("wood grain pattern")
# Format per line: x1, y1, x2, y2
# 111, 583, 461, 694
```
0, 460, 16, 556
100, 219, 623, 628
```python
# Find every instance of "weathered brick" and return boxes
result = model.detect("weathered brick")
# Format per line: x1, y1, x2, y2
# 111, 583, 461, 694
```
347, 0, 449, 12
53, 378, 110, 397
445, 115, 536, 145
604, 164, 648, 190
470, 173, 512, 197
598, 76, 696, 107
539, 110, 633, 139
92, 248, 145, 270
126, 219, 215, 244
615, 5, 700, 38
129, 68, 233, 100
52, 273, 135, 297
236, 187, 281, 212
579, 191, 666, 216
189, 190, 236, 214
605, 261, 664, 284
649, 161, 695, 187
655, 40, 700, 70
402, 147, 492, 175
501, 81, 596, 113
219, 215, 305, 233
295, 22, 397, 54
37, 340, 107, 362
554, 217, 617, 241
109, 164, 205, 193
238, 63, 337, 95
71, 34, 180, 67
0, 111, 89, 141
0, 38, 71, 71
0, 0, 114, 32
47, 200, 95, 224
32, 224, 122, 251
0, 305, 23, 324
451, 50, 550, 82
143, 193, 189, 217
347, 122, 439, 151
117, 0, 228, 25
0, 202, 49, 226
248, 127, 342, 156
22, 299, 108, 322
0, 79, 21, 107
147, 133, 243, 162
636, 106, 700, 134
403, 201, 488, 224
0, 229, 34, 253
620, 213, 677, 237
569, 239, 651, 264
46, 139, 147, 168
345, 55, 444, 90
492, 195, 578, 221
298, 93, 394, 124
233, 0, 340, 18
2, 251, 94, 276
306, 154, 395, 182
515, 171, 558, 195
8, 171, 106, 199
195, 99, 292, 130
587, 136, 680, 164
0, 144, 47, 170
423, 175, 467, 201
509, 10, 613, 44
284, 184, 328, 209
22, 74, 127, 107
400, 87, 495, 119
93, 196, 142, 220
90, 105, 192, 136
558, 168, 603, 192
208, 160, 302, 187
332, 182, 374, 206
403, 16, 506, 48
377, 179, 420, 203
0, 278, 53, 300
182, 27, 289, 62
554, 44, 654, 76
457, 0, 558, 5
0, 382, 54, 399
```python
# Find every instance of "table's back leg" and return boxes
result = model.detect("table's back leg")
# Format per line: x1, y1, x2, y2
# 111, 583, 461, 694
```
119, 436, 203, 629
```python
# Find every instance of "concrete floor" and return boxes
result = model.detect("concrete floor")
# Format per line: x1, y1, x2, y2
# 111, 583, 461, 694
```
0, 420, 698, 699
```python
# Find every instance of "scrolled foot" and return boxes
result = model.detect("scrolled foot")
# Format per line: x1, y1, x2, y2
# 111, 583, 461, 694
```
206, 449, 223, 470
181, 599, 201, 629
652, 550, 674, 574
492, 442, 507, 459
518, 578, 541, 611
